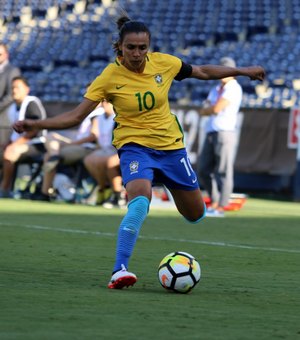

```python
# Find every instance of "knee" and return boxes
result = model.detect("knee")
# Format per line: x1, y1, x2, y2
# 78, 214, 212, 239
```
4, 145, 17, 162
48, 140, 60, 152
83, 154, 93, 167
120, 196, 150, 233
127, 196, 150, 215
184, 204, 206, 224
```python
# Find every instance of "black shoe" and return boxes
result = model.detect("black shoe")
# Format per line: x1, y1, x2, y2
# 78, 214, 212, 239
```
18, 189, 32, 199
102, 192, 127, 209
31, 192, 51, 202
0, 190, 13, 198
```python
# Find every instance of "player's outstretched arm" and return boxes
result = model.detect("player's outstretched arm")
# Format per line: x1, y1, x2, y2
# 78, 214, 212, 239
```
13, 98, 99, 133
190, 65, 265, 81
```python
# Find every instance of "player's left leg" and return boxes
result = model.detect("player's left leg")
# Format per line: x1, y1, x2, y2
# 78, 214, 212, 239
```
169, 187, 206, 223
157, 147, 206, 223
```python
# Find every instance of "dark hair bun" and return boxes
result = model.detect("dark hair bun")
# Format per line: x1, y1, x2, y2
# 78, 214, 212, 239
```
116, 16, 130, 30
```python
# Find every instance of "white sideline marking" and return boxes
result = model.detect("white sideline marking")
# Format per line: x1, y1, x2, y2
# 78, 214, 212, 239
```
1, 222, 300, 254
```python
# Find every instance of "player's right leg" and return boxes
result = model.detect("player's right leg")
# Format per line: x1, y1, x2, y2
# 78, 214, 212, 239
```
107, 143, 155, 289
107, 182, 151, 289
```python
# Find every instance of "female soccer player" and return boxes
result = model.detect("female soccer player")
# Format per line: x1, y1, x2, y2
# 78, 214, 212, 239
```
13, 16, 265, 289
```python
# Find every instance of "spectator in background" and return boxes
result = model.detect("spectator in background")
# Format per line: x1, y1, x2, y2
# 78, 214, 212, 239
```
102, 153, 126, 209
85, 151, 126, 209
31, 107, 101, 202
0, 43, 21, 149
198, 57, 243, 217
0, 76, 46, 198
83, 100, 117, 205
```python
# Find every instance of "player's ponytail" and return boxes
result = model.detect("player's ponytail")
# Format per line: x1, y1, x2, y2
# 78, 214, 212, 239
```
116, 16, 131, 31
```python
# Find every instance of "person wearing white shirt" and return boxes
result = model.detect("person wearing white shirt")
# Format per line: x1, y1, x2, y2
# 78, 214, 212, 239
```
0, 76, 46, 197
0, 43, 21, 147
83, 100, 118, 206
199, 57, 243, 217
32, 106, 101, 201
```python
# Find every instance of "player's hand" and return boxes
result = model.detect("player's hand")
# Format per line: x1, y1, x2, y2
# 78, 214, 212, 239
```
245, 66, 265, 81
13, 119, 38, 133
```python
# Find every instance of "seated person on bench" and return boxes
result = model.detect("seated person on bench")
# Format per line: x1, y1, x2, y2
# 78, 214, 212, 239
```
82, 100, 117, 205
32, 104, 103, 201
32, 100, 115, 202
0, 76, 46, 198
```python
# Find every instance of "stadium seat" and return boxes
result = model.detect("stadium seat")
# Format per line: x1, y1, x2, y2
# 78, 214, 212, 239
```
1, 0, 300, 108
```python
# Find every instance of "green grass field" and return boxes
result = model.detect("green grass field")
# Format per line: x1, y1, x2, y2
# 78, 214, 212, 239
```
0, 198, 300, 340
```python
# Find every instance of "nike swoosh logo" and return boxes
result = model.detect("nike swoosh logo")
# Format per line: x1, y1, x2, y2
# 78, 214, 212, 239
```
116, 84, 126, 89
122, 226, 135, 234
192, 177, 197, 183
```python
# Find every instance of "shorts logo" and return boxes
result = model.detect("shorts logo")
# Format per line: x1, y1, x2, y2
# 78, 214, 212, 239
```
154, 74, 163, 84
129, 161, 139, 174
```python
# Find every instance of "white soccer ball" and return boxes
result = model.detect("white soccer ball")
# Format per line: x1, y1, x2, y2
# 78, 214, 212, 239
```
158, 251, 201, 293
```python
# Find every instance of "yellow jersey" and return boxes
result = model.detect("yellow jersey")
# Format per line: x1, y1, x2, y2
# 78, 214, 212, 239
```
84, 52, 185, 150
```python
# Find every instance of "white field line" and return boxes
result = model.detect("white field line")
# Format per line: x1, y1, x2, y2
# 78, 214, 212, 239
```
1, 222, 300, 254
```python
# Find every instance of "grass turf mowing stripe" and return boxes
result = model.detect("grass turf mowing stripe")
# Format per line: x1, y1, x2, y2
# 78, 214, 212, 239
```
1, 222, 300, 254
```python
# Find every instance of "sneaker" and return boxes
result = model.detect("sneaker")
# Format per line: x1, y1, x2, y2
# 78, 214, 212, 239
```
107, 264, 137, 289
102, 191, 127, 209
16, 189, 32, 200
30, 191, 51, 202
96, 187, 112, 205
205, 208, 225, 218
0, 189, 13, 198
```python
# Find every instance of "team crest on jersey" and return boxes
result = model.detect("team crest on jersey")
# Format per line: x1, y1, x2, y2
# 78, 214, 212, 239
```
129, 161, 139, 174
154, 74, 163, 84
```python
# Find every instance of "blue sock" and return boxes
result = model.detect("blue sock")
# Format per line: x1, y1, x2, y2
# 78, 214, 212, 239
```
113, 196, 150, 272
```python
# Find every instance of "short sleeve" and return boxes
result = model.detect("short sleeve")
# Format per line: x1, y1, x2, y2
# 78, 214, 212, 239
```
84, 75, 106, 102
25, 101, 43, 120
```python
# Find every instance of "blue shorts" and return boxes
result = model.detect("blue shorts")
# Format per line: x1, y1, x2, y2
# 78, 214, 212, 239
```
118, 144, 199, 191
